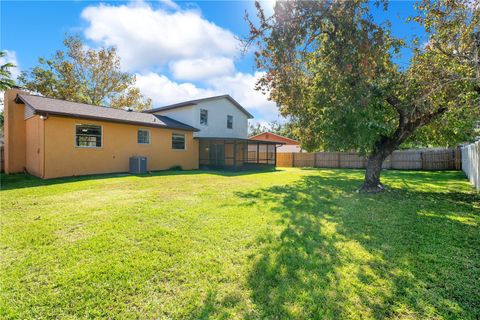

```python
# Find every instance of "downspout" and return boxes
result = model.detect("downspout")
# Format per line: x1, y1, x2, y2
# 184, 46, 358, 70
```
40, 114, 48, 179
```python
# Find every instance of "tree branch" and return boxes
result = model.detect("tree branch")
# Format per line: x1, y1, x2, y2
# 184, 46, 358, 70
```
386, 95, 406, 128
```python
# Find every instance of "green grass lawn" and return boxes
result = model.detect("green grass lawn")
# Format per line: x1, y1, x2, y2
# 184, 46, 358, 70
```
1, 168, 479, 319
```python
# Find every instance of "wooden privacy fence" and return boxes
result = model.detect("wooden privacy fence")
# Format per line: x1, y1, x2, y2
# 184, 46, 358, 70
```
277, 148, 460, 170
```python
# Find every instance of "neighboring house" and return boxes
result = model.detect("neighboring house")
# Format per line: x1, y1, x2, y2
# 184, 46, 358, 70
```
3, 89, 279, 179
250, 132, 303, 153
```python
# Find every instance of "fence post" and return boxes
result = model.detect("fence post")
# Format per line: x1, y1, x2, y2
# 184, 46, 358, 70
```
455, 146, 462, 170
292, 152, 296, 167
473, 141, 480, 190
337, 152, 341, 168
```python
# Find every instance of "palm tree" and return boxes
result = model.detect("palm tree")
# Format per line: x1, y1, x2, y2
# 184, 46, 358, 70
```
0, 51, 16, 90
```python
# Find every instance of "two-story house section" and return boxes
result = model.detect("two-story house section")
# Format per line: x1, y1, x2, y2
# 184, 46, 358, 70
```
145, 95, 252, 138
144, 95, 282, 170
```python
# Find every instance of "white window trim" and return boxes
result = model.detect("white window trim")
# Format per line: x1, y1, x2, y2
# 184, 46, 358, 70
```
172, 132, 187, 151
227, 115, 233, 129
137, 128, 151, 145
75, 123, 103, 149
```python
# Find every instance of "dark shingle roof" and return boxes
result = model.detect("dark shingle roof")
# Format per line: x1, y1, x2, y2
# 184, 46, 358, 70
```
144, 95, 254, 119
16, 94, 199, 131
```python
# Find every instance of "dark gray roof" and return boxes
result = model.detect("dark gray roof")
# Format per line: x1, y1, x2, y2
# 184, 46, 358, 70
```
16, 94, 199, 131
144, 95, 254, 119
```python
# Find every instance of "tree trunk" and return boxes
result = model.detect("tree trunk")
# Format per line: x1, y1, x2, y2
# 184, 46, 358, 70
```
359, 133, 398, 193
360, 151, 388, 193
358, 99, 448, 193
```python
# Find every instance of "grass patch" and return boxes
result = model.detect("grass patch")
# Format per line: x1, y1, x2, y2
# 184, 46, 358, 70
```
1, 168, 479, 319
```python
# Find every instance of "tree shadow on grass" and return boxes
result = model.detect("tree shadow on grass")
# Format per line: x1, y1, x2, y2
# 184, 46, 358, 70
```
235, 174, 479, 319
0, 168, 284, 191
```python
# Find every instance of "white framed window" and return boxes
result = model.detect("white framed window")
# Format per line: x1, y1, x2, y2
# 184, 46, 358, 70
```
137, 129, 150, 144
172, 133, 186, 150
75, 124, 102, 148
200, 109, 208, 126
227, 115, 233, 129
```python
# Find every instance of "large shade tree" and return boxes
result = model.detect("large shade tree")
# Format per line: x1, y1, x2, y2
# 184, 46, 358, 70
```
246, 0, 480, 192
19, 36, 152, 111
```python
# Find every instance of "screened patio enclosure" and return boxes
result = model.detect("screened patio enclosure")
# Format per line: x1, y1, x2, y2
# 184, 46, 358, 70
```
197, 138, 282, 170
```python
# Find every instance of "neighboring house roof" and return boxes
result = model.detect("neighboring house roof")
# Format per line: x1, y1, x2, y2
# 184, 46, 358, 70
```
249, 132, 299, 145
15, 94, 199, 132
144, 95, 254, 119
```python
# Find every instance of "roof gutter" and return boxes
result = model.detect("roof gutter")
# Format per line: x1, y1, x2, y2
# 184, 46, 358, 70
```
144, 103, 197, 114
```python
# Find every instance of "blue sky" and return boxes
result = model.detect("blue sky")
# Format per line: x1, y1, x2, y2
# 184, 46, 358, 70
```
1, 0, 426, 123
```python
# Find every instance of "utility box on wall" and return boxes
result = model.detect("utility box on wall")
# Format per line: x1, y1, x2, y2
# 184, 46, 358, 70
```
129, 156, 147, 174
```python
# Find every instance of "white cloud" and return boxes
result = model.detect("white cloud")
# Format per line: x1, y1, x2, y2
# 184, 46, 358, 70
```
136, 71, 281, 122
158, 0, 180, 10
82, 2, 282, 122
207, 71, 280, 121
81, 3, 239, 72
260, 0, 277, 17
136, 72, 216, 104
169, 57, 235, 81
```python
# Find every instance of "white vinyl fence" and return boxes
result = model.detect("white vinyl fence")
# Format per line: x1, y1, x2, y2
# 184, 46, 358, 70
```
461, 141, 480, 190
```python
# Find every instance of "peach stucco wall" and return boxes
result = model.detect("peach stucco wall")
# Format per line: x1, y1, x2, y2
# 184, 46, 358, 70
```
25, 116, 45, 177
42, 116, 199, 179
4, 89, 28, 174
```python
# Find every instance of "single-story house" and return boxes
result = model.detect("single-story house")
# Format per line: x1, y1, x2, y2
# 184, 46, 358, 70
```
3, 89, 281, 179
249, 132, 303, 153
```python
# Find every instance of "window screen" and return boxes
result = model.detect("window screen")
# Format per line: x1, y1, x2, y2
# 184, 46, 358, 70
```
227, 115, 233, 129
200, 109, 208, 125
137, 129, 150, 144
75, 124, 102, 147
172, 133, 185, 150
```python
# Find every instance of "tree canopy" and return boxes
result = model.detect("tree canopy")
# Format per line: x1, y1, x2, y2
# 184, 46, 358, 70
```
0, 51, 16, 91
246, 0, 480, 191
248, 120, 299, 139
1, 50, 18, 130
19, 36, 152, 111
